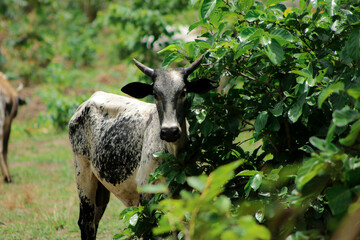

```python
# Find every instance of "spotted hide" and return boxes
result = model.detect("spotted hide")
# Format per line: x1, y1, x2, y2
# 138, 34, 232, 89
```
68, 55, 217, 240
0, 72, 25, 183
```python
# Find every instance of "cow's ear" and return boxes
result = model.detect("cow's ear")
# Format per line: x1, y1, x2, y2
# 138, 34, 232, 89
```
121, 82, 153, 98
186, 78, 218, 94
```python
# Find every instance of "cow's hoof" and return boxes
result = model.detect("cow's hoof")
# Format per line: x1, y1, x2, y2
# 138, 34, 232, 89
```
4, 176, 13, 183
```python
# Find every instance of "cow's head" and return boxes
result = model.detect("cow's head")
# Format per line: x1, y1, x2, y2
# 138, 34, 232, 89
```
121, 55, 217, 142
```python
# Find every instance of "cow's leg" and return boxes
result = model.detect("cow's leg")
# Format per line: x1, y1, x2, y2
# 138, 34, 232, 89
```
94, 181, 110, 231
0, 154, 11, 183
74, 155, 110, 240
2, 119, 12, 183
0, 107, 11, 183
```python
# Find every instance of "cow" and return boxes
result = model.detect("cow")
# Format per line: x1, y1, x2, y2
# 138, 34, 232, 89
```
68, 55, 217, 239
0, 72, 25, 183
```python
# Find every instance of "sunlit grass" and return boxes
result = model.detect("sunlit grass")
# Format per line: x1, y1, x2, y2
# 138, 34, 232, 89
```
0, 119, 124, 239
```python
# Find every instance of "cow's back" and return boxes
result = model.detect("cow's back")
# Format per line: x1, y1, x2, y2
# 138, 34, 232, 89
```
69, 91, 157, 185
0, 73, 18, 100
0, 73, 19, 121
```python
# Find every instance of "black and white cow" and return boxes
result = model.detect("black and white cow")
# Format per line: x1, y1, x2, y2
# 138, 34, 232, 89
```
68, 55, 217, 239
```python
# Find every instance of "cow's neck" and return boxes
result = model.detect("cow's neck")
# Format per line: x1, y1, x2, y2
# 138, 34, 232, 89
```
164, 120, 188, 157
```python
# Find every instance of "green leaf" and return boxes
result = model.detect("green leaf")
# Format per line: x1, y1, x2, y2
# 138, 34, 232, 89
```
238, 27, 257, 42
270, 29, 293, 44
202, 160, 242, 200
347, 13, 360, 26
263, 38, 284, 65
238, 0, 254, 11
266, 0, 286, 6
250, 173, 263, 191
296, 161, 329, 190
236, 170, 259, 177
244, 172, 263, 197
119, 206, 143, 220
309, 136, 326, 151
199, 0, 217, 21
153, 215, 172, 235
214, 195, 231, 212
299, 0, 306, 10
333, 106, 360, 127
161, 52, 183, 68
310, 135, 338, 153
200, 117, 216, 137
269, 118, 280, 131
341, 28, 360, 62
214, 47, 228, 59
189, 21, 203, 32
237, 216, 271, 239
310, 0, 318, 8
194, 108, 207, 124
254, 111, 268, 132
260, 34, 272, 46
325, 185, 351, 215
288, 102, 303, 123
138, 183, 169, 194
157, 44, 182, 55
235, 43, 253, 59
245, 10, 261, 22
318, 82, 345, 108
315, 69, 327, 84
291, 64, 314, 86
195, 39, 212, 49
129, 213, 139, 226
347, 88, 360, 99
184, 42, 201, 59
325, 122, 336, 145
187, 175, 207, 191
269, 102, 283, 117
326, 0, 340, 16
340, 120, 360, 146
153, 152, 174, 159
175, 171, 186, 184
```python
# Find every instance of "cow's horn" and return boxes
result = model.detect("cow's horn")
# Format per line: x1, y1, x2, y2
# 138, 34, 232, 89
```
133, 59, 155, 78
184, 55, 204, 76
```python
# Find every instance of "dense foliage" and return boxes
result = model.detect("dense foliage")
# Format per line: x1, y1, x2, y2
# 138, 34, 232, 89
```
114, 1, 360, 239
96, 0, 192, 63
2, 0, 360, 239
0, 0, 193, 129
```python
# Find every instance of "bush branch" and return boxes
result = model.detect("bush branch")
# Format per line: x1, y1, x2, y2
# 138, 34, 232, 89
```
226, 67, 279, 91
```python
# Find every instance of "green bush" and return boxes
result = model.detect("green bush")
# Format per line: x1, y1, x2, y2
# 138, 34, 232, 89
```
37, 88, 87, 131
0, 0, 100, 81
115, 0, 360, 239
96, 0, 193, 63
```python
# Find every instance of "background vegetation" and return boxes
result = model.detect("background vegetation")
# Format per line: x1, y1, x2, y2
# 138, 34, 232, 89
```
1, 0, 360, 239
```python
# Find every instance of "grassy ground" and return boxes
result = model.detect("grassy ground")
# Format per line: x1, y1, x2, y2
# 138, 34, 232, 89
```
0, 92, 125, 239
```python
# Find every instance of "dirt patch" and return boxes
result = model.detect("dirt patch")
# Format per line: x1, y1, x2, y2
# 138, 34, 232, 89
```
15, 85, 47, 121
97, 64, 127, 85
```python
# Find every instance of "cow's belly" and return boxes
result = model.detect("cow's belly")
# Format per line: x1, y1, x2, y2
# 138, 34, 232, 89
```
94, 167, 140, 207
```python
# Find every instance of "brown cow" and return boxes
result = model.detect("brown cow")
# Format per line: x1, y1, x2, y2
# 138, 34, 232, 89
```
0, 72, 25, 183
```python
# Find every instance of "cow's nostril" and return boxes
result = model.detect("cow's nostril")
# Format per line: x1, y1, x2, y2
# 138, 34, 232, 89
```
170, 127, 180, 136
160, 127, 181, 142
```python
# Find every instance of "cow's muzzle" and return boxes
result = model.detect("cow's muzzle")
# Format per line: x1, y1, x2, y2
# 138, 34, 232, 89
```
160, 127, 181, 142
